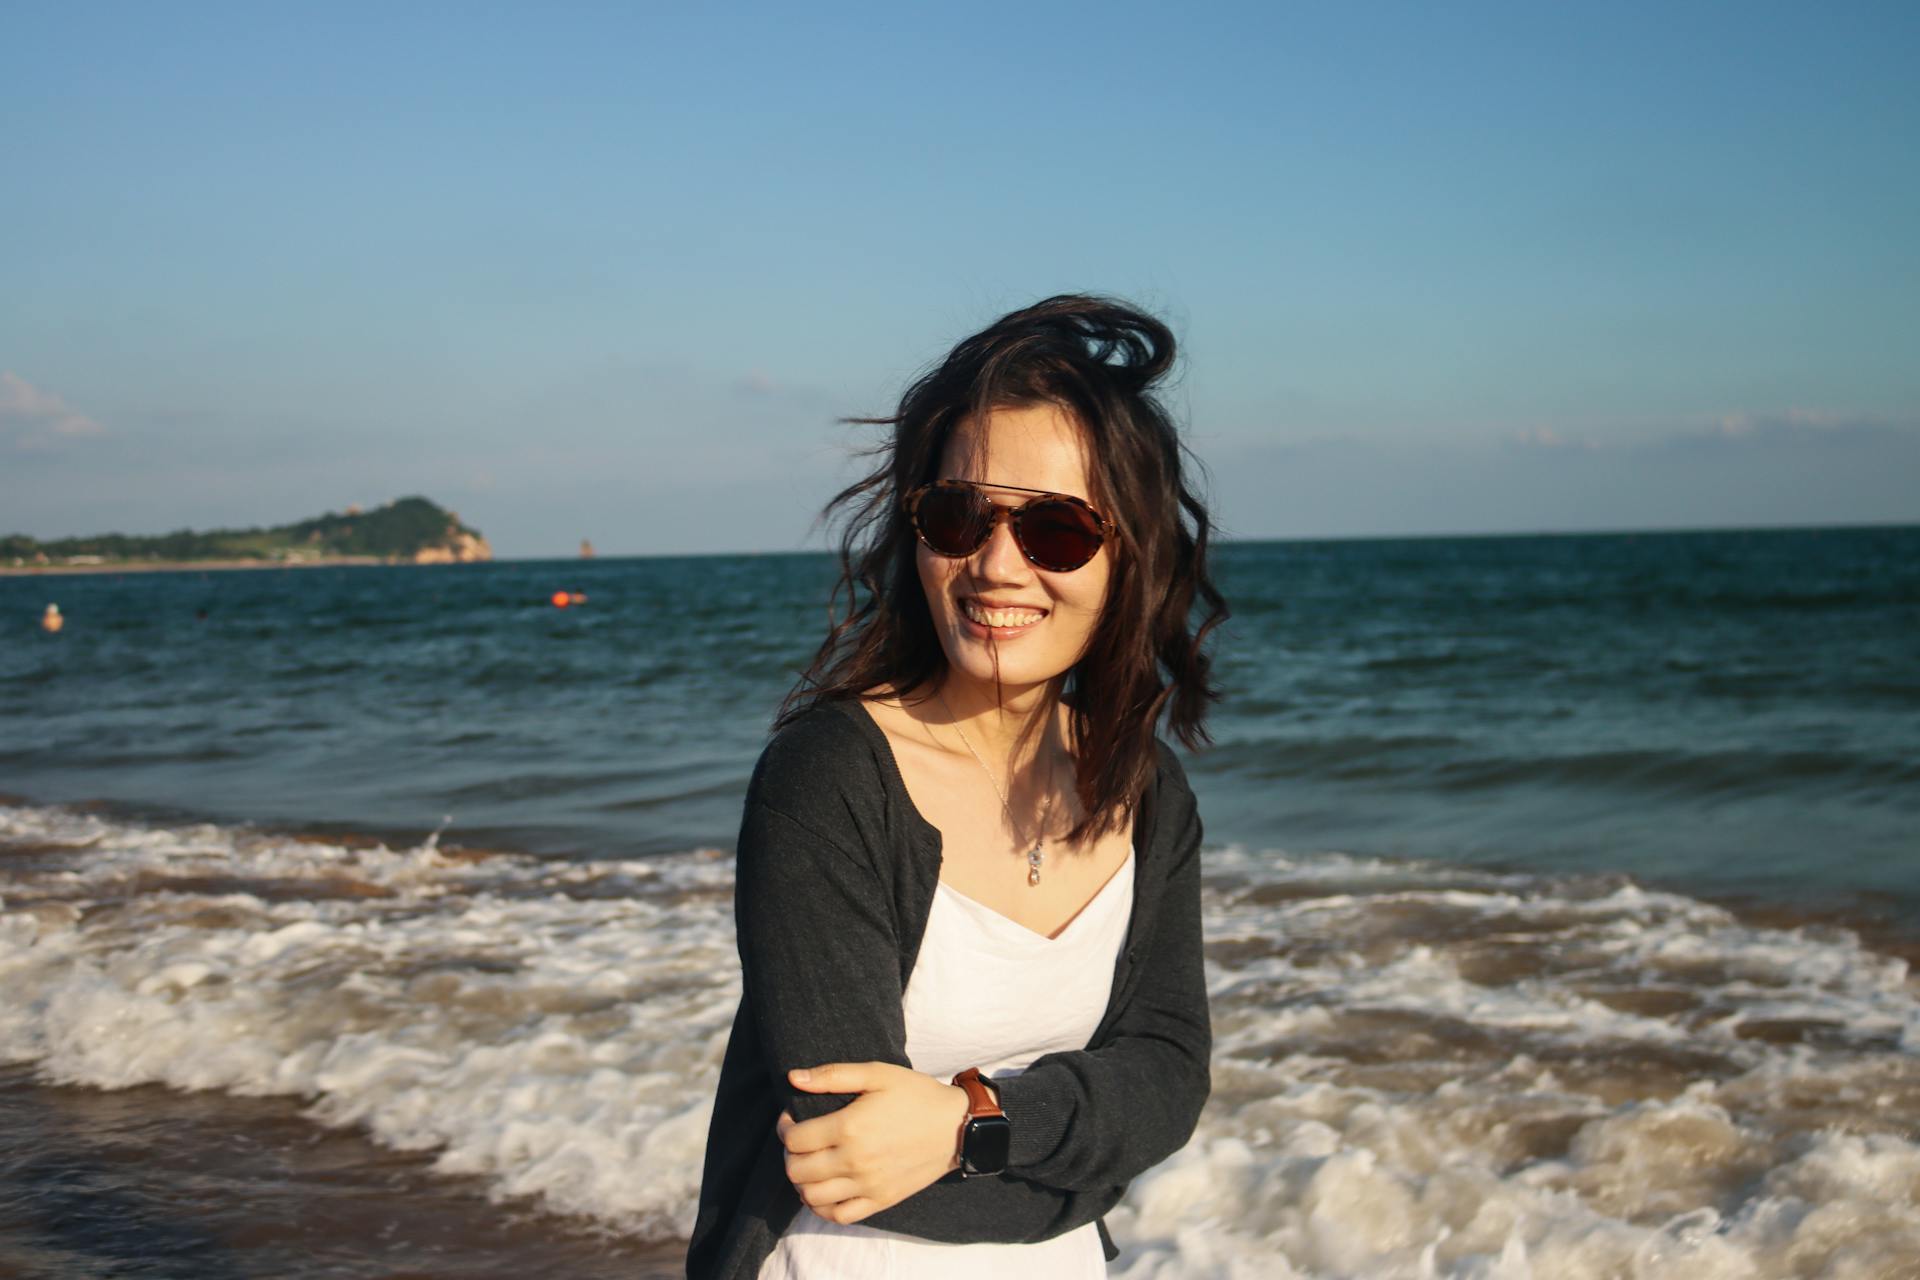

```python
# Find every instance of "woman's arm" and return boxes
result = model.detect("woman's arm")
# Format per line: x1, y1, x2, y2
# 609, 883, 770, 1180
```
780, 784, 1212, 1207
735, 791, 1118, 1243
733, 797, 911, 1125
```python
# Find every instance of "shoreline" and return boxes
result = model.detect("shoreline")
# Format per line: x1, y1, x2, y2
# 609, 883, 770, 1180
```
10, 520, 1914, 575
0, 556, 469, 577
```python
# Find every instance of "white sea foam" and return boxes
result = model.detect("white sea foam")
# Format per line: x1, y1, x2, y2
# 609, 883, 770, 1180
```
0, 804, 739, 1237
3, 809, 1917, 1275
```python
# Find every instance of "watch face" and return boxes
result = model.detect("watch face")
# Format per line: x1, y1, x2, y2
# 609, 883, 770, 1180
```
962, 1115, 1011, 1176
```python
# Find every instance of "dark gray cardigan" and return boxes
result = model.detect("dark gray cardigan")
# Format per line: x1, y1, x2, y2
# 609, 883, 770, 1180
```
686, 699, 1211, 1280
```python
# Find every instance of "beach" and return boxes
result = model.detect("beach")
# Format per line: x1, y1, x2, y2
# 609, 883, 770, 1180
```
2, 527, 1916, 1278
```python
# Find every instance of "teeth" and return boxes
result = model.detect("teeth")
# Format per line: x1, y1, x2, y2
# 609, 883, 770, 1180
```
963, 601, 1045, 628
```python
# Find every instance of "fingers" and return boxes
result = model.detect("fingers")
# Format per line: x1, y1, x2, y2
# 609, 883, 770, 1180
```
814, 1196, 881, 1226
775, 1110, 794, 1141
780, 1111, 841, 1155
793, 1176, 861, 1211
788, 1061, 888, 1094
783, 1145, 848, 1186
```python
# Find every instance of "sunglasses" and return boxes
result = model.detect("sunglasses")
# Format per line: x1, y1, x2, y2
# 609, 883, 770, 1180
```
905, 480, 1113, 573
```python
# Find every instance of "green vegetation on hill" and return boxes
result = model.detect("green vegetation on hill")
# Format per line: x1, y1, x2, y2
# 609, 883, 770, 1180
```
3, 497, 488, 566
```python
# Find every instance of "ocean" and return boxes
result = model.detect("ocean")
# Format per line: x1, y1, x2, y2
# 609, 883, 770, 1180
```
2, 525, 1917, 1278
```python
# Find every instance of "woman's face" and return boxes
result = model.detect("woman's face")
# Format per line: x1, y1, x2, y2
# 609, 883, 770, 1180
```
916, 402, 1113, 697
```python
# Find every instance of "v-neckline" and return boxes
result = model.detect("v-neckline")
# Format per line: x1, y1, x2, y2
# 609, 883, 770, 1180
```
935, 851, 1136, 942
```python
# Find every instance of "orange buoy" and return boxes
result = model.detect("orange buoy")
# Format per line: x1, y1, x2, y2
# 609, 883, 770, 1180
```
551, 591, 571, 608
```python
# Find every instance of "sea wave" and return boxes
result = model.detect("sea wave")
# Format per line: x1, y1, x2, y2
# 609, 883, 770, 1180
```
3, 805, 1918, 1277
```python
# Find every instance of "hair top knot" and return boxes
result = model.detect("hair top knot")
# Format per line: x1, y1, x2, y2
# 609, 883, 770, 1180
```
974, 294, 1176, 394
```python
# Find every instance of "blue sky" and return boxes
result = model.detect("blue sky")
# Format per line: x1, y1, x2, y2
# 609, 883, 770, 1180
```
4, 1, 1917, 555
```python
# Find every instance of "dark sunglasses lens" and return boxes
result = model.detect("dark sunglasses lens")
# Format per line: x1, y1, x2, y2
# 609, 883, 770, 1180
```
917, 487, 991, 555
1019, 500, 1103, 570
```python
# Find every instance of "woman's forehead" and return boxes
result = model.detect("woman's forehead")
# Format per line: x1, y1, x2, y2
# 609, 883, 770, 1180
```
940, 403, 1095, 499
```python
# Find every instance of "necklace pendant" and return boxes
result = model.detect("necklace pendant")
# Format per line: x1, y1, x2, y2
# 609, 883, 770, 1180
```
1027, 847, 1044, 887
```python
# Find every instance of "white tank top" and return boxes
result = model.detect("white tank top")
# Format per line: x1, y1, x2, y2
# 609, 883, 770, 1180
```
761, 854, 1136, 1280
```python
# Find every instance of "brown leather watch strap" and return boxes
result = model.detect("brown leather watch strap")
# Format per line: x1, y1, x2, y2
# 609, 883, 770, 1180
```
952, 1067, 1002, 1119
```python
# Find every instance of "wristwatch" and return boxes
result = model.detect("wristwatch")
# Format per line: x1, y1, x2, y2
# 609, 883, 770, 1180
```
951, 1067, 1010, 1178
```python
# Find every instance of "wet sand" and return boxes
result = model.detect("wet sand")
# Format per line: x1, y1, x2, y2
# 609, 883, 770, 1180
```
0, 1065, 684, 1280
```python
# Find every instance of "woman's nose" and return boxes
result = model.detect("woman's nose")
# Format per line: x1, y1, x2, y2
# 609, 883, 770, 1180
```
972, 506, 1030, 578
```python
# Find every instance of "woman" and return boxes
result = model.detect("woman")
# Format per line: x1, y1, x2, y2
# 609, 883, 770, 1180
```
688, 295, 1226, 1279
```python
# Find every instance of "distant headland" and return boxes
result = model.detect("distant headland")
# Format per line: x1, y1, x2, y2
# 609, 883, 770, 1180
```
2, 497, 493, 575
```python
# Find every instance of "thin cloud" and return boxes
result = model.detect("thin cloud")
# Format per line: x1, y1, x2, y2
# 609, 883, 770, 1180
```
730, 367, 835, 409
0, 372, 105, 450
1507, 425, 1604, 451
1678, 408, 1916, 449
1500, 408, 1913, 452
1779, 407, 1853, 429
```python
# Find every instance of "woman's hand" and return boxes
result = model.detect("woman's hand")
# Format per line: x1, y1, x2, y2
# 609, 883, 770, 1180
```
777, 1061, 971, 1224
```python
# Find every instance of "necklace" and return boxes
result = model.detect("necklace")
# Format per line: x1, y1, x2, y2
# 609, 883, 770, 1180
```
937, 690, 1053, 887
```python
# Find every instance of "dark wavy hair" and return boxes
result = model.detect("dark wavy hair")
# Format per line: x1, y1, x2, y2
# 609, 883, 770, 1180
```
777, 294, 1227, 842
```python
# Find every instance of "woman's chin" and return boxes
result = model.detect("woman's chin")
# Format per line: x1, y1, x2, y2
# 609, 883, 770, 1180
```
941, 652, 1063, 694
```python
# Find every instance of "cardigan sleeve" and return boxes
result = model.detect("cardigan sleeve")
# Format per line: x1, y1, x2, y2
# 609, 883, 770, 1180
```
989, 758, 1212, 1190
734, 797, 911, 1122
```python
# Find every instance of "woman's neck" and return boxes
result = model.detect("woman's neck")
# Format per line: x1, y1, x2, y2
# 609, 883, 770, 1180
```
932, 670, 1066, 764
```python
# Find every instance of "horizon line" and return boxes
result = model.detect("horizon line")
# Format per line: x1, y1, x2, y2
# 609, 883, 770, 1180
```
494, 516, 1919, 562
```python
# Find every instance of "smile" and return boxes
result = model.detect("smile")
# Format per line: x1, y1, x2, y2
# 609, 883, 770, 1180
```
960, 600, 1047, 631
